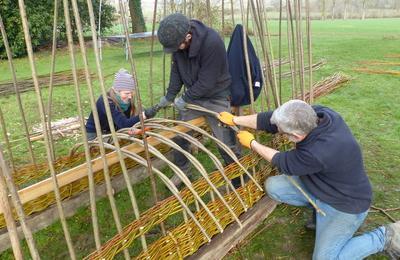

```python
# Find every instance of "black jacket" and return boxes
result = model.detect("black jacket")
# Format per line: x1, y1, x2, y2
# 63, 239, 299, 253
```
227, 24, 263, 106
165, 20, 232, 102
257, 106, 372, 214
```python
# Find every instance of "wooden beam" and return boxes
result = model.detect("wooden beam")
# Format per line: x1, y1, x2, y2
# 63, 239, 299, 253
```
188, 196, 278, 260
0, 152, 172, 253
0, 117, 206, 214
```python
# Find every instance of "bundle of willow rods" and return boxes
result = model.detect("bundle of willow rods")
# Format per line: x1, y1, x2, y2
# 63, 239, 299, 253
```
354, 68, 400, 76
298, 72, 351, 102
357, 61, 400, 66
280, 59, 326, 78
0, 69, 96, 96
384, 54, 400, 58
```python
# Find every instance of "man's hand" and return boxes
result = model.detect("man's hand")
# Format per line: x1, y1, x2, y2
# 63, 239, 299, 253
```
158, 96, 172, 108
144, 105, 160, 119
218, 111, 236, 126
174, 96, 187, 111
237, 130, 255, 149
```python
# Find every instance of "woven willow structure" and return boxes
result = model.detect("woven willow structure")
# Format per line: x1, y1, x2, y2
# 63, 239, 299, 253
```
0, 0, 317, 258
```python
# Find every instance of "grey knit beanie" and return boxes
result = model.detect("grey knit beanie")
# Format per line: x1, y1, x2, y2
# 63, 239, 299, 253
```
112, 69, 136, 91
158, 13, 190, 53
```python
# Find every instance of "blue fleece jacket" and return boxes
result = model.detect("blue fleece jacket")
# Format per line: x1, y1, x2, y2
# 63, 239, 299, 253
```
165, 20, 232, 102
257, 105, 372, 214
85, 96, 140, 133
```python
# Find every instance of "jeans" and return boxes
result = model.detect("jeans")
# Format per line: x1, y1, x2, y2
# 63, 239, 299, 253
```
265, 175, 387, 260
174, 98, 241, 177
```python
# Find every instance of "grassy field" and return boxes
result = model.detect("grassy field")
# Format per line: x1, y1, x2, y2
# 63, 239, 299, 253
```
0, 18, 399, 259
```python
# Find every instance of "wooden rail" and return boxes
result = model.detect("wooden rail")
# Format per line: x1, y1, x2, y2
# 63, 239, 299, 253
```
1, 117, 206, 214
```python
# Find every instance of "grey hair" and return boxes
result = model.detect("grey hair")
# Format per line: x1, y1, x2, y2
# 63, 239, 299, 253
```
270, 99, 318, 136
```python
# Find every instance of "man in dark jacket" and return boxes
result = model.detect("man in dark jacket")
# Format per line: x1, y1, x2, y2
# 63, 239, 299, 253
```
156, 13, 240, 186
218, 99, 400, 259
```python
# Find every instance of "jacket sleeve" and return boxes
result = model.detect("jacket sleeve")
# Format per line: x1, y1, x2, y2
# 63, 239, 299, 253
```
98, 100, 140, 130
165, 55, 184, 102
183, 39, 226, 101
271, 149, 324, 176
256, 111, 278, 133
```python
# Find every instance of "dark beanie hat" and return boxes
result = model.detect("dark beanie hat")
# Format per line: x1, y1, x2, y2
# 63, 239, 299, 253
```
157, 13, 190, 53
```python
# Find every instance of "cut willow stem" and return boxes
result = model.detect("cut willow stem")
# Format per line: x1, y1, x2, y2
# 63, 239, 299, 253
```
287, 175, 326, 216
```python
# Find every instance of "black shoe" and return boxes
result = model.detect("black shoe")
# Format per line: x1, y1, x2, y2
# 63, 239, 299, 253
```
304, 209, 316, 231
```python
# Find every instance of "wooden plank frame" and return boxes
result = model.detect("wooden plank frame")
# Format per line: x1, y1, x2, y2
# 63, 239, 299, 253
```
0, 117, 206, 214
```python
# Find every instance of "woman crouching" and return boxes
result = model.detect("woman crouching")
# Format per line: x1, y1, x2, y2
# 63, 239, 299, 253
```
85, 69, 158, 140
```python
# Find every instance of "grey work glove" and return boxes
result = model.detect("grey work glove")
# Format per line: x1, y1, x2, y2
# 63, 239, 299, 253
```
144, 105, 160, 119
174, 96, 187, 111
158, 96, 172, 108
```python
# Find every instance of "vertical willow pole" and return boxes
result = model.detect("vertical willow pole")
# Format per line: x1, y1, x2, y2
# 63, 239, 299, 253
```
0, 14, 37, 168
0, 164, 22, 260
295, 0, 305, 100
230, 0, 235, 25
0, 107, 15, 172
17, 0, 76, 257
46, 0, 60, 161
278, 0, 283, 103
238, 0, 255, 114
65, 0, 106, 250
306, 0, 313, 103
148, 0, 158, 106
0, 145, 40, 259
286, 0, 296, 99
206, 0, 212, 26
119, 0, 167, 236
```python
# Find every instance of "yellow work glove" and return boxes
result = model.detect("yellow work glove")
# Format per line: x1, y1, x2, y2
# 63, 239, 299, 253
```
237, 130, 255, 149
218, 111, 236, 126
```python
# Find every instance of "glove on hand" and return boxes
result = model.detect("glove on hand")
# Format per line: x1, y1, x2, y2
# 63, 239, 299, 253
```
128, 127, 151, 135
174, 96, 187, 111
158, 96, 172, 108
144, 105, 159, 119
237, 130, 255, 149
218, 111, 236, 126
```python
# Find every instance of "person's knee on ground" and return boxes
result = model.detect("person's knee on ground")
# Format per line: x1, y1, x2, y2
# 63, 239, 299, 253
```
264, 175, 289, 202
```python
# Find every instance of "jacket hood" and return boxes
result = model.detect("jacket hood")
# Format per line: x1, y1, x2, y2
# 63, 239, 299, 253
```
188, 20, 208, 58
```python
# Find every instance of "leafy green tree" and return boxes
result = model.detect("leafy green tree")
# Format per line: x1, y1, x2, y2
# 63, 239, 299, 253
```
0, 0, 115, 58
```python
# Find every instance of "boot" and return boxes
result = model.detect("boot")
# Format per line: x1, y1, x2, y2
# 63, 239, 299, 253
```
385, 221, 400, 259
170, 172, 192, 188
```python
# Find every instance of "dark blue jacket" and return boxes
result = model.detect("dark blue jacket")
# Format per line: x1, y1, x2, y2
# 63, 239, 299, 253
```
86, 96, 140, 133
227, 24, 263, 106
257, 105, 372, 214
165, 20, 232, 102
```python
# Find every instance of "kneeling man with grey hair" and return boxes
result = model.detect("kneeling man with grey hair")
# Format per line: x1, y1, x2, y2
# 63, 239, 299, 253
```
218, 99, 399, 259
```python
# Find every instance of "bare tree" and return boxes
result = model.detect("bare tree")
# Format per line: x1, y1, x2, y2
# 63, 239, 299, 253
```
321, 0, 326, 20
343, 0, 349, 19
361, 0, 368, 19
331, 0, 337, 19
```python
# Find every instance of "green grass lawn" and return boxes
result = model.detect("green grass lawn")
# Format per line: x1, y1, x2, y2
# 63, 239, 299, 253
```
0, 18, 399, 259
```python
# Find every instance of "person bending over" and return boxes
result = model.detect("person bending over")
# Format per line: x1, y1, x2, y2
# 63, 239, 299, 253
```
218, 99, 399, 259
156, 13, 241, 187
